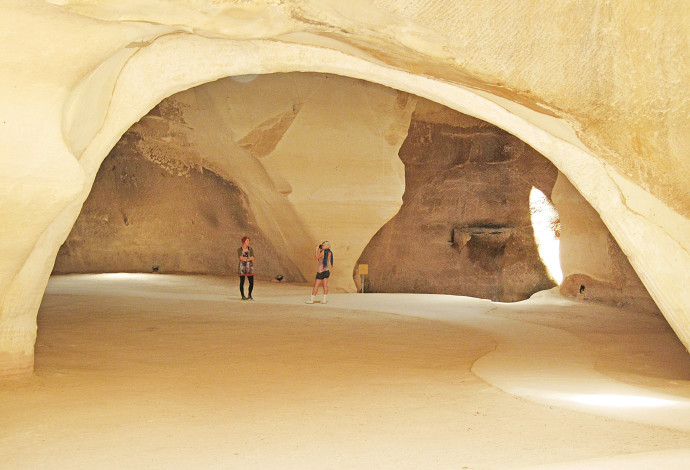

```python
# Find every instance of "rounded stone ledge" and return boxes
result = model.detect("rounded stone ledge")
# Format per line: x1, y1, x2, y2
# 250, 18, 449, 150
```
560, 273, 660, 315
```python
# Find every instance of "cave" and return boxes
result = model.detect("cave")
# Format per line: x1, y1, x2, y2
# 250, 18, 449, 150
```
54, 74, 656, 310
2, 2, 690, 468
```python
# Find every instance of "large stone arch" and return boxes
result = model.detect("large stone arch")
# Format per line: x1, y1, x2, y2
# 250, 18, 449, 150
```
1, 20, 689, 375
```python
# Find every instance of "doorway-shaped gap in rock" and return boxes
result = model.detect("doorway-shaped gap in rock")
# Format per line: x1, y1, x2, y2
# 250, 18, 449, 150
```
529, 186, 563, 284
52, 72, 415, 289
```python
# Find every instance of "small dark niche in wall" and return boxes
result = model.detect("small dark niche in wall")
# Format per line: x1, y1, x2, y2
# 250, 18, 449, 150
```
451, 224, 514, 271
451, 225, 513, 248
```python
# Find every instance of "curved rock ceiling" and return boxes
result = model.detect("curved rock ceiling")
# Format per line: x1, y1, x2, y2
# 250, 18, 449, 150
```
48, 0, 690, 216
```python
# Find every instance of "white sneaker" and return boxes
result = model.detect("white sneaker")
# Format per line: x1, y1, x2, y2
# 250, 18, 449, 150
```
305, 299, 314, 304
321, 298, 328, 304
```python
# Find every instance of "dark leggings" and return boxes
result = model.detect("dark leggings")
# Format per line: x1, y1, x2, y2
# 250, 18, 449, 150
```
240, 275, 254, 297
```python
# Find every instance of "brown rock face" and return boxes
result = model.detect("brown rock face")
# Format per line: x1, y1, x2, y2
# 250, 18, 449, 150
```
53, 115, 302, 282
358, 99, 558, 301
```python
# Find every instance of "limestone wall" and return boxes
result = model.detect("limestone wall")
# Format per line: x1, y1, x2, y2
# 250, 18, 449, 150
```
554, 174, 660, 314
359, 99, 558, 301
53, 132, 302, 281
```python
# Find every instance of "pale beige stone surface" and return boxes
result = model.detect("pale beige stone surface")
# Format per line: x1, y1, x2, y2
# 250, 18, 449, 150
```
205, 73, 412, 286
255, 75, 412, 283
1, 275, 689, 469
0, 0, 688, 375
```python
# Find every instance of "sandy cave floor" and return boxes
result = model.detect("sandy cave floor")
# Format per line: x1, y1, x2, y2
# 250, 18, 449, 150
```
2, 274, 690, 469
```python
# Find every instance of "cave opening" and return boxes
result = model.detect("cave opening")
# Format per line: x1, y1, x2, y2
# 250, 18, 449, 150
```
54, 72, 566, 303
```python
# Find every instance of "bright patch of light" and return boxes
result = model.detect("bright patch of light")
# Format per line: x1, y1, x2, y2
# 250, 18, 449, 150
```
99, 273, 157, 282
101, 273, 140, 279
570, 394, 678, 408
529, 187, 563, 284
